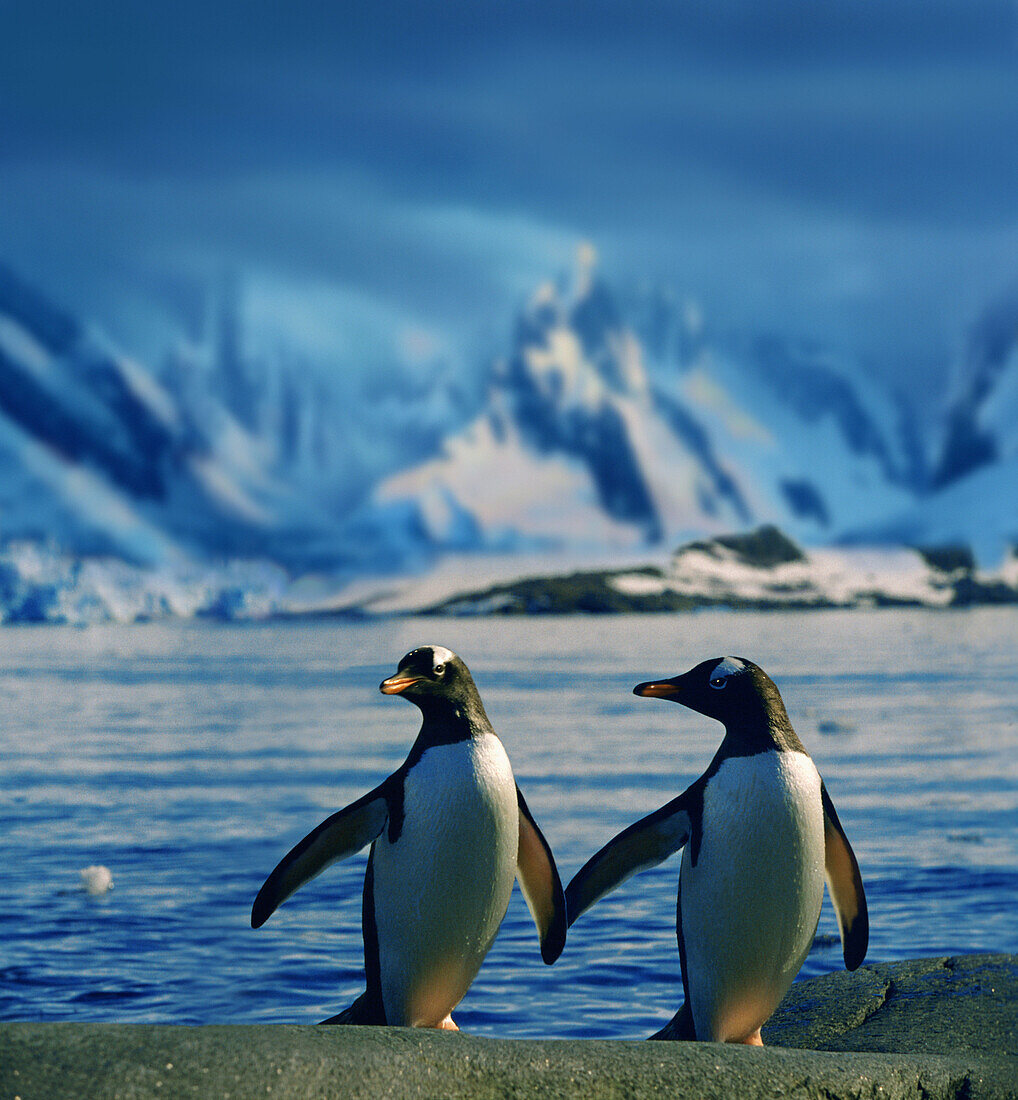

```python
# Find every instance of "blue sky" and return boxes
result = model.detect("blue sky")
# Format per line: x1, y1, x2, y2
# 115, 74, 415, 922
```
2, 1, 1018, 411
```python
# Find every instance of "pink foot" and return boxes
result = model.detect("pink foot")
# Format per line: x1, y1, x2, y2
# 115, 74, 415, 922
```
740, 1028, 764, 1046
436, 1015, 459, 1031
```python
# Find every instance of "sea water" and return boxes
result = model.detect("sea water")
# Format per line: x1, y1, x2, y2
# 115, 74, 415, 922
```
0, 609, 1015, 1039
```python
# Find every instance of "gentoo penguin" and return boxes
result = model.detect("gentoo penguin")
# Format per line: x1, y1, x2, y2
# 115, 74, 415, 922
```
251, 645, 566, 1028
565, 656, 867, 1045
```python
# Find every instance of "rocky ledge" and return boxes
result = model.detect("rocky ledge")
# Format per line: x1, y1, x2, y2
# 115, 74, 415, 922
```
1, 954, 1015, 1099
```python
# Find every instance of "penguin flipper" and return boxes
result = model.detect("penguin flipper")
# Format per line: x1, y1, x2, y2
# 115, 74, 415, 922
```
820, 781, 868, 971
251, 781, 390, 929
515, 785, 567, 964
565, 791, 693, 927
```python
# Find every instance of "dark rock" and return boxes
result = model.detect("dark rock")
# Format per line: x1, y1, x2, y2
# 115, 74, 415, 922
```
915, 544, 977, 574
951, 576, 1018, 607
765, 953, 1018, 1059
0, 1022, 1010, 1100
0, 956, 1015, 1099
430, 569, 695, 617
679, 524, 807, 568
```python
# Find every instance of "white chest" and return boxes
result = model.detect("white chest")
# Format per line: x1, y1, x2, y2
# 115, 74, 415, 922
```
698, 751, 823, 854
371, 734, 519, 1026
681, 750, 825, 1042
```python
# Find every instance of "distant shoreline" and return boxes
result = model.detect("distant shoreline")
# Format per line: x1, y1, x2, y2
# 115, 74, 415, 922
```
356, 527, 1018, 618
2, 526, 1016, 625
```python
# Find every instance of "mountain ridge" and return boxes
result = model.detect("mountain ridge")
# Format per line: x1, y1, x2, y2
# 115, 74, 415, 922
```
364, 260, 922, 566
1, 255, 1015, 605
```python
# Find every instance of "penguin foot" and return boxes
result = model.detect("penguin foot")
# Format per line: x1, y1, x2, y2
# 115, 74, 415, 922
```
436, 1015, 459, 1031
319, 991, 384, 1025
648, 1001, 695, 1041
736, 1028, 764, 1046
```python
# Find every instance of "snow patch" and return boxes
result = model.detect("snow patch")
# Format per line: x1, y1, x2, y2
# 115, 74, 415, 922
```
609, 544, 959, 608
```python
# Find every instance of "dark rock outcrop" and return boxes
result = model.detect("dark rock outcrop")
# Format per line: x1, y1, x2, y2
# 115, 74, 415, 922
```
1, 955, 1015, 1099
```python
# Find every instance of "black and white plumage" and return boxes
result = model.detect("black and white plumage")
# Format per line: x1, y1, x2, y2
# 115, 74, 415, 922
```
252, 645, 566, 1028
565, 655, 867, 1045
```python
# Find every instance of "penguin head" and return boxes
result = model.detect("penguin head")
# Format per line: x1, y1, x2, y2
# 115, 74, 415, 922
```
379, 645, 476, 707
634, 656, 784, 730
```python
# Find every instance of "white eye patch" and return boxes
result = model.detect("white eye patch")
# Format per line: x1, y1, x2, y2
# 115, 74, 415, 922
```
709, 656, 746, 688
428, 644, 456, 673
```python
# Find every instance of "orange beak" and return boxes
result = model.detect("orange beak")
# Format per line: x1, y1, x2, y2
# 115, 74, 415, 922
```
633, 679, 681, 699
379, 675, 422, 695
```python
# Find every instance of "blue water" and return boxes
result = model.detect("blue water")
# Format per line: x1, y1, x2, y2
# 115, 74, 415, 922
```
1, 609, 1016, 1039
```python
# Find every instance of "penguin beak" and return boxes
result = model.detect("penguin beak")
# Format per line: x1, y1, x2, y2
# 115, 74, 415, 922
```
633, 678, 682, 700
380, 674, 422, 695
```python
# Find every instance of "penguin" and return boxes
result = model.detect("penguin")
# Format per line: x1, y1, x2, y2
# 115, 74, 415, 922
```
565, 656, 867, 1045
251, 645, 566, 1029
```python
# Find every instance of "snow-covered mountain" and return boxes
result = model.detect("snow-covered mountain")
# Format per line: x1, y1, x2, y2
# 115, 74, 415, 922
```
0, 263, 346, 567
933, 288, 1018, 488
843, 288, 1018, 564
3, 251, 1015, 616
363, 255, 920, 563
849, 454, 1018, 566
158, 273, 480, 521
660, 336, 919, 536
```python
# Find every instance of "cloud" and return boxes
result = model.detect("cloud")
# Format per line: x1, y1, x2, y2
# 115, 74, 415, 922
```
1, 0, 1017, 405
0, 162, 581, 381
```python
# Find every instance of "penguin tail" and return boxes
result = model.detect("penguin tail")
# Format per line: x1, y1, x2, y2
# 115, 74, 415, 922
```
648, 1001, 695, 1041
319, 991, 384, 1026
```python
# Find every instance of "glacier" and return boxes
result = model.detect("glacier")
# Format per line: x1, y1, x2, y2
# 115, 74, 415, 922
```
0, 542, 289, 625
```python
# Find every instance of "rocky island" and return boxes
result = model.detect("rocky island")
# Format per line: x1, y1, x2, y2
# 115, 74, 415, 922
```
413, 527, 1018, 616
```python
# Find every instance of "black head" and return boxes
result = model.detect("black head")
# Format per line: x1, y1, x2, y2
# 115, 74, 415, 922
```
634, 656, 802, 750
380, 645, 486, 724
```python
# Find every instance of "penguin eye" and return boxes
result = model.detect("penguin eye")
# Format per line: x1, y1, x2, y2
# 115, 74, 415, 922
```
433, 662, 446, 677
709, 676, 727, 690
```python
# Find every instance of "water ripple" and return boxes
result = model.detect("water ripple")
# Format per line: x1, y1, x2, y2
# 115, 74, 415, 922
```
1, 610, 1016, 1037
